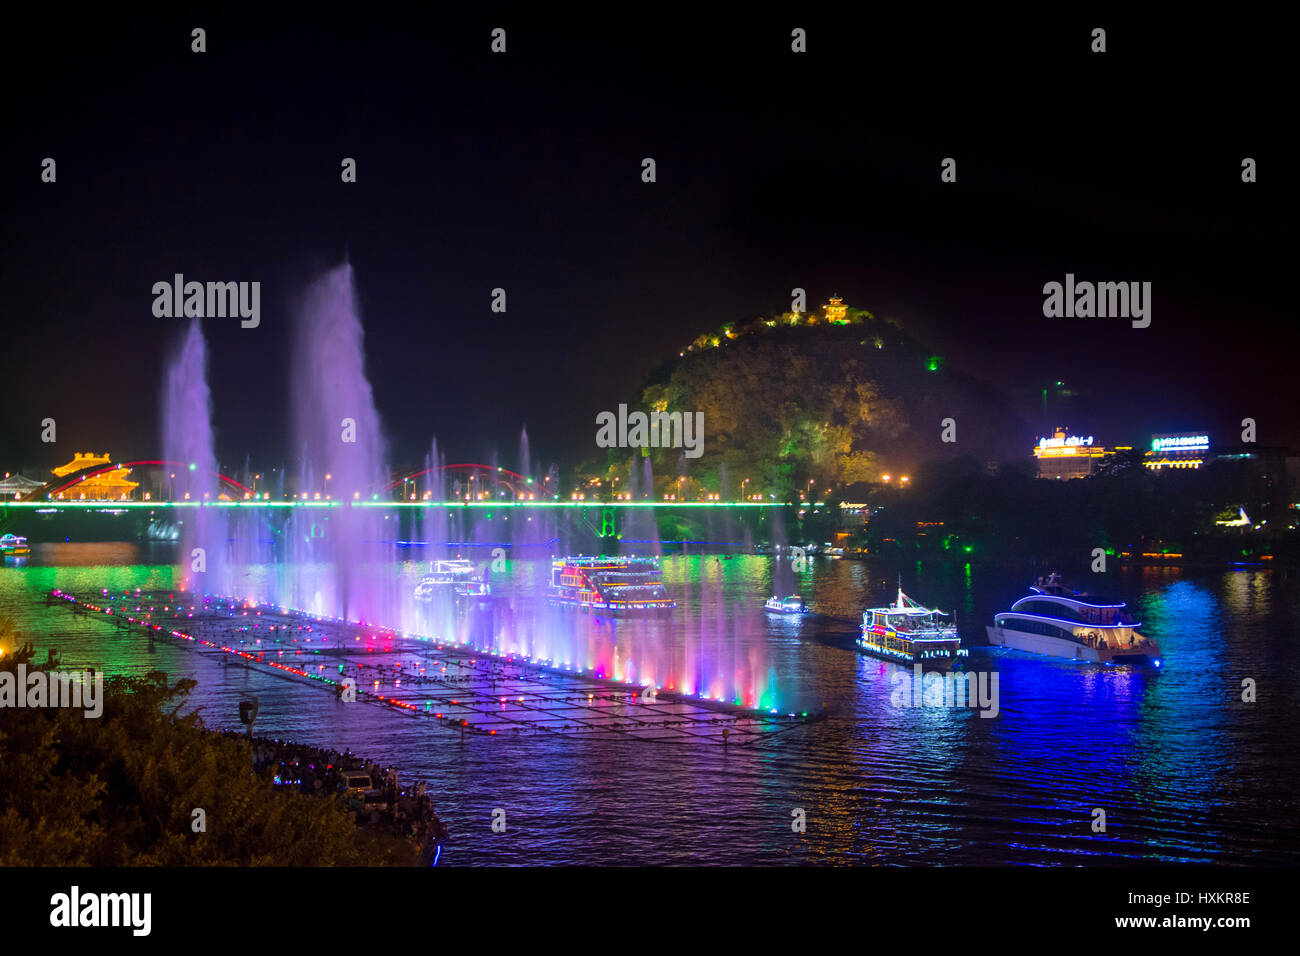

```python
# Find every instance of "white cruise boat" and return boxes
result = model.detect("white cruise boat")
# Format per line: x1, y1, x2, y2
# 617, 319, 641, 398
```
986, 573, 1161, 664
413, 560, 490, 602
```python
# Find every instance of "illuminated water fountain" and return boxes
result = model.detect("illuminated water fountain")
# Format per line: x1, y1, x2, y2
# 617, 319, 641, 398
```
284, 262, 397, 626
156, 263, 783, 714
161, 317, 227, 593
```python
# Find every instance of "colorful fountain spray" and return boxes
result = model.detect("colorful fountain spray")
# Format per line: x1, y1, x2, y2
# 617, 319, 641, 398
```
157, 263, 782, 713
161, 317, 225, 593
286, 262, 397, 625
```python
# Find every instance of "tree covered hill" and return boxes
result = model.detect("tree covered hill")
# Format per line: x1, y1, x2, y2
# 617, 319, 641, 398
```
590, 304, 1027, 496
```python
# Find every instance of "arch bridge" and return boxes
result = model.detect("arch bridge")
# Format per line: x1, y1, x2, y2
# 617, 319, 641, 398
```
386, 463, 538, 500
25, 459, 253, 502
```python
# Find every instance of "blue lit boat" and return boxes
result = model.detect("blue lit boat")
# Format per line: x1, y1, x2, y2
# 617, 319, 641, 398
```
985, 573, 1161, 664
764, 595, 808, 614
548, 555, 675, 614
859, 586, 963, 670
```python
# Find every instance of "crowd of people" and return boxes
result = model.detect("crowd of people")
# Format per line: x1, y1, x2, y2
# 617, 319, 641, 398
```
228, 733, 449, 864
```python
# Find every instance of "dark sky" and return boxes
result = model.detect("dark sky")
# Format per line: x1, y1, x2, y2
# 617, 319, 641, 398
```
2, 10, 1289, 478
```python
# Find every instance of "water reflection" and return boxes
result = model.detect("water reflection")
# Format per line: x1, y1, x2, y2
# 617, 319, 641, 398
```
2, 546, 1297, 864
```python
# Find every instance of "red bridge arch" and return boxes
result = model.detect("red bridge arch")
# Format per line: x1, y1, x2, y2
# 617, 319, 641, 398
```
386, 463, 535, 498
37, 459, 253, 501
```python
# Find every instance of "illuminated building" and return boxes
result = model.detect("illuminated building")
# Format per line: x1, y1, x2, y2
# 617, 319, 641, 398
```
1144, 433, 1209, 471
51, 452, 139, 499
1215, 507, 1251, 528
823, 296, 848, 323
0, 473, 44, 499
1033, 427, 1109, 480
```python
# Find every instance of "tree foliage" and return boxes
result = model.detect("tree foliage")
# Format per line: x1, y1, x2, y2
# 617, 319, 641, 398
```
0, 623, 405, 866
633, 321, 915, 496
581, 309, 1023, 498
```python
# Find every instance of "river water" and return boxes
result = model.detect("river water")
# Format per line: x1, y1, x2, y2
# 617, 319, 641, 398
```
3, 545, 1297, 865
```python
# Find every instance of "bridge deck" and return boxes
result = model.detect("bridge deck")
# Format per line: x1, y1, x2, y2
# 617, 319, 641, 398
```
8, 500, 817, 509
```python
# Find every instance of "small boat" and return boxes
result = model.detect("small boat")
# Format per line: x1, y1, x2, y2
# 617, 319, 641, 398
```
764, 595, 808, 614
414, 560, 490, 602
859, 585, 963, 670
0, 533, 31, 557
986, 572, 1161, 664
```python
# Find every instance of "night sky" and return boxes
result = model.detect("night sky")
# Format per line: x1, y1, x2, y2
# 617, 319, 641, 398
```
2, 10, 1288, 477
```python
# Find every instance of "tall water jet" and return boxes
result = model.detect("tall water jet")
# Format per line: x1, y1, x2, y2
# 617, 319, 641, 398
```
518, 426, 531, 486
161, 317, 224, 593
288, 263, 394, 624
422, 437, 447, 550
512, 425, 552, 555
622, 455, 662, 556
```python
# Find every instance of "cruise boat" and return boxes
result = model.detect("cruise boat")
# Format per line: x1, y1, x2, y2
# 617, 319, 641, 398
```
549, 555, 675, 614
764, 595, 808, 614
859, 586, 963, 670
413, 560, 490, 602
985, 573, 1161, 664
0, 534, 31, 557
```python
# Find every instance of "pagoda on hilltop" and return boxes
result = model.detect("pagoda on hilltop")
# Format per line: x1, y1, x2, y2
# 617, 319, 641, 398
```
823, 296, 849, 323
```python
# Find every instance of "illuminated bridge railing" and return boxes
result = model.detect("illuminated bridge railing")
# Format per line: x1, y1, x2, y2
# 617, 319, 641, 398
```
2, 500, 824, 510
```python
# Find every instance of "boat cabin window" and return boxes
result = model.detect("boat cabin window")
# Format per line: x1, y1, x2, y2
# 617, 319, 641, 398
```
997, 616, 1077, 641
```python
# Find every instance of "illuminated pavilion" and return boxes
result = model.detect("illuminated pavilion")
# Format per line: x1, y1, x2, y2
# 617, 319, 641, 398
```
823, 296, 849, 323
51, 453, 139, 500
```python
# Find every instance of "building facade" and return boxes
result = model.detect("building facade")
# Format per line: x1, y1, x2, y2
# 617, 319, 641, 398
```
1144, 433, 1210, 471
50, 453, 139, 500
1033, 427, 1110, 480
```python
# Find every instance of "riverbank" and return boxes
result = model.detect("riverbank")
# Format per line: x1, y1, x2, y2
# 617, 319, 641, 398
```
0, 629, 446, 866
233, 732, 448, 866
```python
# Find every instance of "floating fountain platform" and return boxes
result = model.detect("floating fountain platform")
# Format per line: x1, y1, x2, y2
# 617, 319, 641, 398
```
46, 588, 815, 745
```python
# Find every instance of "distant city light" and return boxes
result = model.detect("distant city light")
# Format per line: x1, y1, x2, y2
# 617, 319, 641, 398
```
1152, 434, 1209, 452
